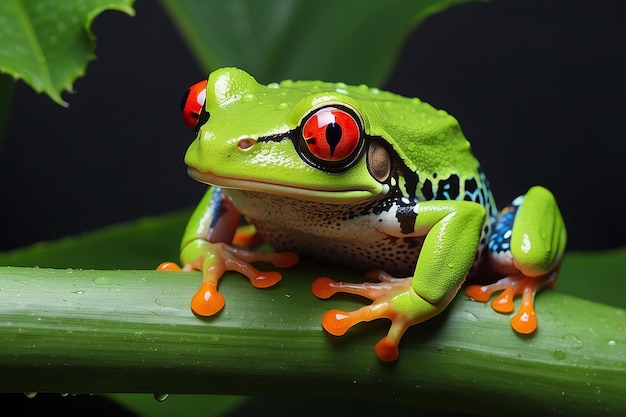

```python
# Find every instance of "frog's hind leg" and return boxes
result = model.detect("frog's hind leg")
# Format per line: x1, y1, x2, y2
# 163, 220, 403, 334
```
465, 186, 566, 334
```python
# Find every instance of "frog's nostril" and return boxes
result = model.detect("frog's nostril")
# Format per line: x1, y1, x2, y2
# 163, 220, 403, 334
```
237, 137, 257, 150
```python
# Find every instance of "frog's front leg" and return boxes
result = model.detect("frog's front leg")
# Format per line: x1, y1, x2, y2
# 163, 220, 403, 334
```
312, 200, 486, 362
160, 187, 298, 316
465, 186, 567, 334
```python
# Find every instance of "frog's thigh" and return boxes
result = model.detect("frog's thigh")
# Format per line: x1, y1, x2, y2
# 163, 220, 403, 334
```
411, 201, 486, 304
510, 186, 567, 277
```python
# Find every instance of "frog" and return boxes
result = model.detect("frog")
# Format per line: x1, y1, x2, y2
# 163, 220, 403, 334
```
159, 67, 567, 362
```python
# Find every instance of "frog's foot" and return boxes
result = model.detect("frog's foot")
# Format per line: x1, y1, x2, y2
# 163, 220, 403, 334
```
464, 270, 558, 334
159, 243, 298, 317
312, 270, 442, 362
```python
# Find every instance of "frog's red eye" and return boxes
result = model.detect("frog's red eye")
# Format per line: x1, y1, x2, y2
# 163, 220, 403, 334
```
300, 106, 363, 171
181, 80, 207, 130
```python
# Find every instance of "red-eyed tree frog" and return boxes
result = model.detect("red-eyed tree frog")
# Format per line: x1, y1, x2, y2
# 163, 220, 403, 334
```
159, 67, 567, 362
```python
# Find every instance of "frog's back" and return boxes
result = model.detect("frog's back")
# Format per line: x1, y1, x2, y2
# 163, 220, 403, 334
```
289, 79, 498, 221
284, 78, 481, 182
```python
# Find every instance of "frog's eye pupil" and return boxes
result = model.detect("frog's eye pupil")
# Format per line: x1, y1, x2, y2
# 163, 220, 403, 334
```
301, 107, 362, 167
325, 123, 342, 156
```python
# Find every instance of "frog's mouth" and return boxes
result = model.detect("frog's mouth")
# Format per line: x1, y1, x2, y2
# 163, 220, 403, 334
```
187, 167, 378, 204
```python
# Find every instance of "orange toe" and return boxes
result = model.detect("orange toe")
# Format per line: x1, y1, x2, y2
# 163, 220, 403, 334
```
311, 277, 338, 299
375, 336, 400, 363
191, 282, 225, 316
156, 261, 181, 271
321, 309, 353, 336
510, 287, 538, 334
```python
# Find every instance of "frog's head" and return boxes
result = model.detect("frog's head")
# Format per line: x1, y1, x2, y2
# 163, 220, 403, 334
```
182, 67, 470, 204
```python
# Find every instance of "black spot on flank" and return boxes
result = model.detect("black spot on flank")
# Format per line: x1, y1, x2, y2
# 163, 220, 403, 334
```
396, 205, 417, 234
422, 179, 434, 200
371, 197, 394, 215
435, 174, 460, 200
464, 178, 478, 197
403, 170, 419, 200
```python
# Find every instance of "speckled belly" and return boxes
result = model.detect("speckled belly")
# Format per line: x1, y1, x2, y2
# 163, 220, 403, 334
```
226, 189, 423, 277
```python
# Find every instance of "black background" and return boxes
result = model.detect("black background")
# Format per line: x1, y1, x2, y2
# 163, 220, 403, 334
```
2, 0, 625, 253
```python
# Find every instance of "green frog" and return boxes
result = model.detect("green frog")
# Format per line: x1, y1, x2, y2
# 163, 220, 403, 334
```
160, 67, 567, 362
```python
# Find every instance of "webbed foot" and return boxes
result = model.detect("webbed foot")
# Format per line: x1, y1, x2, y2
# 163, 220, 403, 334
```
158, 242, 298, 316
464, 270, 557, 334
312, 270, 443, 362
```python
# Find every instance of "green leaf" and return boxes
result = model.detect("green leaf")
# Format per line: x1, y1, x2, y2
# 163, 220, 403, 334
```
160, 0, 481, 85
1, 214, 625, 415
558, 248, 626, 309
0, 210, 190, 270
0, 0, 135, 106
0, 265, 624, 416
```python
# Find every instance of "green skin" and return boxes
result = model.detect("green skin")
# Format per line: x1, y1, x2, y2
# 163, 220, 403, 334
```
176, 67, 567, 362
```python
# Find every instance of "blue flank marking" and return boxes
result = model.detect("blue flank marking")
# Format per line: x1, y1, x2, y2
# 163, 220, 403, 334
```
442, 182, 451, 200
465, 189, 484, 206
209, 187, 225, 230
488, 195, 524, 254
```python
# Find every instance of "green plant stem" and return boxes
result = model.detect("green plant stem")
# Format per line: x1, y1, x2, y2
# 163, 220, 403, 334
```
0, 266, 624, 415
